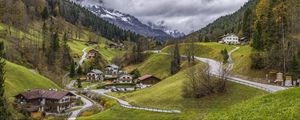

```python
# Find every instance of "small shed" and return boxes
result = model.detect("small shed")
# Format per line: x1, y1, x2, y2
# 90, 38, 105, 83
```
138, 75, 161, 85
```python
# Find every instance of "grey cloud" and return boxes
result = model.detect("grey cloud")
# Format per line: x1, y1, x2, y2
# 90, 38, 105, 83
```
100, 0, 248, 33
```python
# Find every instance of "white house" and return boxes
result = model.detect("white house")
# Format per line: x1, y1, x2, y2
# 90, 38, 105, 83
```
106, 64, 119, 77
115, 74, 133, 83
220, 34, 240, 44
87, 69, 104, 81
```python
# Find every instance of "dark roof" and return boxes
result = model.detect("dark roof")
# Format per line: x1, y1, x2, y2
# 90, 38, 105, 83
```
16, 89, 75, 100
138, 75, 160, 81
88, 49, 98, 53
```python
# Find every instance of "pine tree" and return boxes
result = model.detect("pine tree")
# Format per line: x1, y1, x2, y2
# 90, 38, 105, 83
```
0, 42, 10, 119
51, 31, 60, 52
62, 32, 71, 68
70, 59, 76, 78
242, 8, 253, 39
221, 48, 229, 64
171, 42, 181, 75
42, 22, 47, 52
252, 21, 264, 51
290, 56, 300, 80
41, 7, 49, 20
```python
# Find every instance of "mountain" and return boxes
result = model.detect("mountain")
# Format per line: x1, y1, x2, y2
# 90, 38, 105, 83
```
147, 22, 185, 38
70, 0, 182, 40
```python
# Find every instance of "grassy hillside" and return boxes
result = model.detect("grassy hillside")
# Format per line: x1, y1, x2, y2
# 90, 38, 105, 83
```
162, 42, 235, 60
105, 63, 266, 119
204, 88, 300, 120
231, 46, 266, 80
4, 61, 60, 98
124, 54, 172, 79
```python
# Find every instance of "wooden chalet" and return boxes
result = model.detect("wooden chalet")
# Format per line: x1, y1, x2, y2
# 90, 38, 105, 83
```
137, 75, 161, 85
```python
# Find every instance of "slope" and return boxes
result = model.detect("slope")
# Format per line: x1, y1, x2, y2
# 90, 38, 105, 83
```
204, 88, 300, 120
162, 42, 235, 60
4, 61, 60, 98
83, 63, 266, 120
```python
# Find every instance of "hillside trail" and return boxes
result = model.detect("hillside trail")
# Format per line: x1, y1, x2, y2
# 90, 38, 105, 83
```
65, 47, 96, 120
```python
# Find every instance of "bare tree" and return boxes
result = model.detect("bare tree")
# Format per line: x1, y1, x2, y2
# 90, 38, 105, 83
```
183, 64, 229, 98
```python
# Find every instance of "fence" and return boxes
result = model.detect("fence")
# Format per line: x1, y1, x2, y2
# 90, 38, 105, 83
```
88, 91, 182, 114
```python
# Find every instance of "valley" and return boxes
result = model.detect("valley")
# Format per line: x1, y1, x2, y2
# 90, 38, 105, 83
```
0, 0, 300, 120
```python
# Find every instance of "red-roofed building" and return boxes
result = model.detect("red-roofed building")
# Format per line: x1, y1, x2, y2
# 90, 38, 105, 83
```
15, 89, 76, 113
137, 75, 160, 85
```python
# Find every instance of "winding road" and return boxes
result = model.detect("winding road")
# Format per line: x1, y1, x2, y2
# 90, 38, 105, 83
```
194, 47, 286, 93
66, 47, 95, 120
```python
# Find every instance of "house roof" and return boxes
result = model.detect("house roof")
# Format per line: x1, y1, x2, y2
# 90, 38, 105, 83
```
223, 33, 238, 38
120, 74, 132, 78
88, 49, 98, 53
16, 89, 75, 100
91, 69, 103, 74
138, 75, 160, 81
107, 64, 119, 69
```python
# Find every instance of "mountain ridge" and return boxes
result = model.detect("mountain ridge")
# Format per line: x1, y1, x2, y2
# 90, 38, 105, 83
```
70, 0, 185, 40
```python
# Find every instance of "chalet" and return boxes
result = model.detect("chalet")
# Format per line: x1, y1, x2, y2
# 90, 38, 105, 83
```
87, 69, 104, 81
87, 39, 99, 45
106, 64, 119, 77
107, 43, 124, 49
220, 33, 240, 44
137, 75, 161, 85
15, 89, 76, 114
116, 74, 133, 83
87, 49, 99, 59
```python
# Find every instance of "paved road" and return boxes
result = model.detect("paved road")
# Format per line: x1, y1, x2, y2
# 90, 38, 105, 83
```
66, 47, 96, 120
194, 47, 287, 93
68, 91, 94, 120
90, 89, 181, 113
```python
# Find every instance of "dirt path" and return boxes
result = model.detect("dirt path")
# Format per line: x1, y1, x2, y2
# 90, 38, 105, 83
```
66, 47, 96, 120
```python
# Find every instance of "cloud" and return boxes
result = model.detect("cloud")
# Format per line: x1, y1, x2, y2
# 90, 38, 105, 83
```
100, 0, 248, 34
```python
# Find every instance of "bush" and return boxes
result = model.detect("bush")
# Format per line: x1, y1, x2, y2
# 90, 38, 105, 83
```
250, 52, 265, 70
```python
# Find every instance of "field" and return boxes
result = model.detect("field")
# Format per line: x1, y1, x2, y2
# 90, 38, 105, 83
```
204, 87, 300, 120
162, 42, 236, 60
4, 61, 60, 99
231, 45, 266, 80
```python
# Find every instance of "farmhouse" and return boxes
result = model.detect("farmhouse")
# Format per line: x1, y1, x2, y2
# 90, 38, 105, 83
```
116, 74, 133, 83
107, 43, 124, 49
106, 64, 119, 77
138, 75, 161, 85
15, 89, 76, 114
87, 39, 99, 45
87, 49, 99, 59
220, 33, 240, 44
87, 69, 104, 81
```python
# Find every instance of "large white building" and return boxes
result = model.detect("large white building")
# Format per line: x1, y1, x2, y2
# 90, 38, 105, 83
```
220, 34, 240, 44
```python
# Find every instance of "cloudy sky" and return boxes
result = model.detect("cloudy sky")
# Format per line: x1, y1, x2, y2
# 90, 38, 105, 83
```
101, 0, 248, 34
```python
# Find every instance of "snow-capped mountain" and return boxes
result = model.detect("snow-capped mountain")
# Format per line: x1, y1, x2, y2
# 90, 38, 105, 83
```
147, 22, 185, 38
70, 0, 173, 40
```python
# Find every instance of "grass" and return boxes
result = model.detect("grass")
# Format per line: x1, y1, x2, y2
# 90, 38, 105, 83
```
231, 45, 266, 80
68, 40, 90, 56
100, 63, 267, 120
4, 61, 60, 98
124, 54, 191, 80
162, 42, 236, 60
125, 54, 172, 79
204, 88, 300, 120
97, 44, 126, 62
